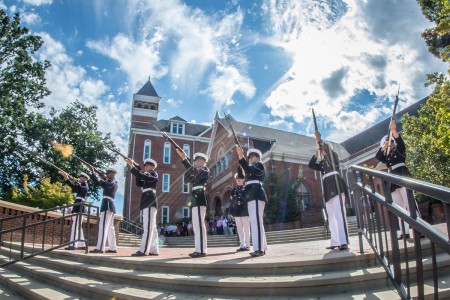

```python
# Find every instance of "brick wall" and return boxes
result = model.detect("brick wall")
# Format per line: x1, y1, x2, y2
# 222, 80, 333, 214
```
0, 200, 122, 247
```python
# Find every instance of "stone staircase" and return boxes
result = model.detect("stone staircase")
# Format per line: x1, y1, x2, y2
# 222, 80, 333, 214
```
0, 225, 449, 299
118, 221, 359, 248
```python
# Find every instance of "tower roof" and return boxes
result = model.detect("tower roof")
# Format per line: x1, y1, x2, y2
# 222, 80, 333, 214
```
136, 78, 160, 98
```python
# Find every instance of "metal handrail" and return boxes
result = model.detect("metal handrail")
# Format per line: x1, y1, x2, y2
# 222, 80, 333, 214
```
351, 165, 450, 300
0, 203, 99, 267
119, 217, 143, 236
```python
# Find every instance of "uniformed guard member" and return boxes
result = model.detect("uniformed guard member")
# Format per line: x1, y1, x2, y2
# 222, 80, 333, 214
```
229, 167, 250, 251
60, 171, 89, 250
375, 120, 421, 240
89, 167, 118, 254
126, 158, 160, 256
176, 149, 209, 258
308, 132, 349, 250
236, 146, 267, 257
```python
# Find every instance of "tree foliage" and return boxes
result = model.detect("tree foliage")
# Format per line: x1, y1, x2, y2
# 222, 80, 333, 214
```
0, 10, 51, 192
10, 174, 73, 209
264, 153, 302, 224
0, 10, 117, 206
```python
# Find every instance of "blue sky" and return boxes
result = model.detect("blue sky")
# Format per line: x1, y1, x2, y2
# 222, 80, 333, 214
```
2, 0, 447, 216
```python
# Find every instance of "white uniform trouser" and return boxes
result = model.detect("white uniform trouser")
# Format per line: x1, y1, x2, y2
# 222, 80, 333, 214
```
248, 200, 267, 252
70, 213, 85, 248
96, 210, 117, 251
235, 216, 250, 248
139, 207, 159, 255
392, 187, 410, 234
326, 193, 348, 247
192, 205, 207, 253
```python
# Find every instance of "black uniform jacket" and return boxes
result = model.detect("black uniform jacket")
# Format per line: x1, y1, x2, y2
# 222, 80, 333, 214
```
308, 144, 348, 202
92, 174, 118, 213
66, 179, 88, 213
238, 158, 267, 202
375, 134, 411, 192
182, 159, 209, 207
130, 167, 158, 210
229, 185, 248, 217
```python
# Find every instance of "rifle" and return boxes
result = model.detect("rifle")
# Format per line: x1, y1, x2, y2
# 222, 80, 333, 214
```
107, 146, 141, 169
30, 151, 75, 181
151, 123, 191, 164
224, 113, 242, 148
386, 85, 400, 155
71, 154, 106, 179
312, 108, 322, 161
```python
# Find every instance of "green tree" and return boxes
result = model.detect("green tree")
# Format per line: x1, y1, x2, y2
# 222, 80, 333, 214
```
10, 174, 73, 209
400, 1, 450, 191
264, 153, 302, 224
0, 10, 51, 193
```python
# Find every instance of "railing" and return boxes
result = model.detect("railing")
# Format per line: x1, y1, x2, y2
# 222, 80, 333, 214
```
0, 203, 98, 267
351, 165, 450, 300
119, 217, 143, 236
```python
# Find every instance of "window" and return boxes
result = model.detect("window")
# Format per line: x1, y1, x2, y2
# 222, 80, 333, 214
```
162, 206, 169, 224
171, 123, 184, 135
298, 183, 311, 211
163, 142, 171, 164
143, 139, 151, 160
182, 176, 190, 194
183, 144, 190, 159
182, 207, 190, 219
162, 174, 170, 192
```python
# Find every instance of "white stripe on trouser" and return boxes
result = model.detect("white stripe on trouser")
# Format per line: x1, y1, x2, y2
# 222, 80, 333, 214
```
326, 193, 348, 246
96, 210, 117, 251
235, 216, 250, 248
248, 200, 267, 252
192, 206, 207, 253
139, 207, 159, 255
392, 187, 412, 234
70, 214, 85, 248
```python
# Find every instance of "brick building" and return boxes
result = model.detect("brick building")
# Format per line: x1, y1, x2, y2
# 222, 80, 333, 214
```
124, 78, 426, 227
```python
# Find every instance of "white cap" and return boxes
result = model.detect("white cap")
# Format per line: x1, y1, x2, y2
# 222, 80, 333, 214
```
79, 172, 90, 180
380, 135, 396, 148
106, 167, 117, 174
193, 152, 208, 162
247, 148, 262, 158
144, 158, 157, 168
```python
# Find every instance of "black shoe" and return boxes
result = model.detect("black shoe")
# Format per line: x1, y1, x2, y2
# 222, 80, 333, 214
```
420, 234, 425, 239
250, 250, 265, 257
105, 250, 117, 253
148, 253, 159, 256
398, 234, 410, 240
236, 247, 250, 252
77, 246, 86, 250
339, 244, 348, 250
189, 252, 206, 258
132, 251, 146, 257
65, 246, 76, 250
89, 249, 104, 254
326, 246, 339, 250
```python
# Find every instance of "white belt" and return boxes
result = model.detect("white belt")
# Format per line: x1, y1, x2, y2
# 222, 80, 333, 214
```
246, 180, 262, 186
390, 163, 405, 171
75, 197, 85, 200
192, 186, 205, 191
323, 171, 339, 179
103, 196, 114, 201
142, 188, 156, 193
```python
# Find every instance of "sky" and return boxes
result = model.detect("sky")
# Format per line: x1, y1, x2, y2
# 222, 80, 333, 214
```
2, 0, 447, 216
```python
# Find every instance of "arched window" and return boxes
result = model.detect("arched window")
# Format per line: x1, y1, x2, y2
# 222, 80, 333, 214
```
298, 183, 311, 211
163, 142, 171, 164
143, 139, 151, 160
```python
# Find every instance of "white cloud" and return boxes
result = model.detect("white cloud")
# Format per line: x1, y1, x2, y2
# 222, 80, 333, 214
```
261, 0, 445, 140
166, 98, 182, 108
23, 0, 52, 6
